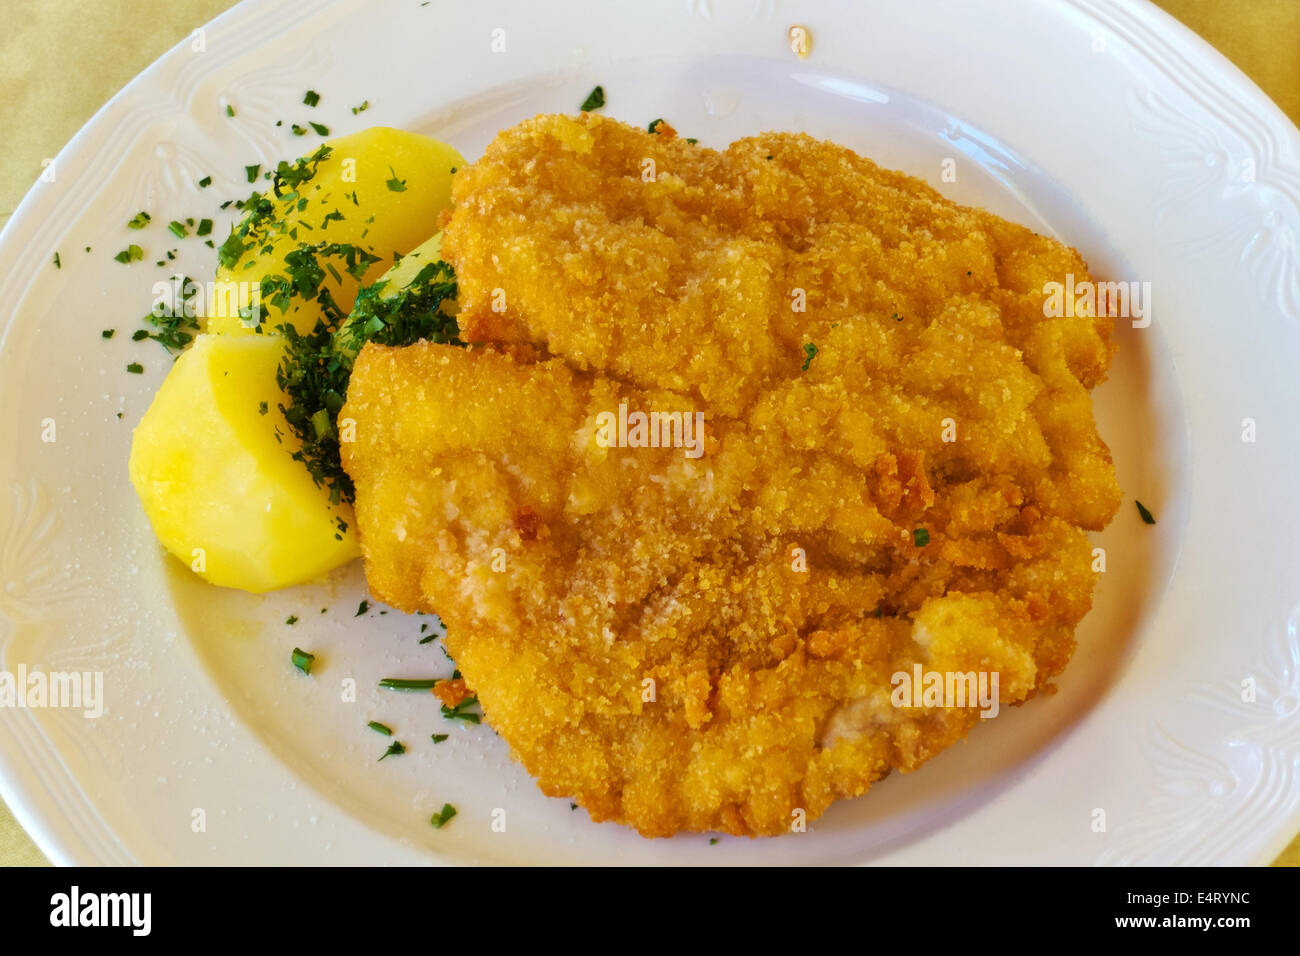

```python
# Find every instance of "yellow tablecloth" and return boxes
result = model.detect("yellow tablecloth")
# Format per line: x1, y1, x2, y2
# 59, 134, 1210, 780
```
0, 0, 1296, 867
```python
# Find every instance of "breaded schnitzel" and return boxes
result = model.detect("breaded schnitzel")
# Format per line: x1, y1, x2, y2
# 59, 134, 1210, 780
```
340, 113, 1121, 837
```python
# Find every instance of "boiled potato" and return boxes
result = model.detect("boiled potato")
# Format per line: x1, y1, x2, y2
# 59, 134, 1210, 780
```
129, 333, 359, 592
378, 230, 443, 290
333, 231, 454, 360
207, 127, 463, 335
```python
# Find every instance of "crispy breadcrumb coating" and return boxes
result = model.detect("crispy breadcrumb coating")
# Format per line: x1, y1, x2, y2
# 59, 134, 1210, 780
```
341, 113, 1120, 837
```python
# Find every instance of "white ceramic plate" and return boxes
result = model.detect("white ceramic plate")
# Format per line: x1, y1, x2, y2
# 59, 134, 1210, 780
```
1, 0, 1298, 865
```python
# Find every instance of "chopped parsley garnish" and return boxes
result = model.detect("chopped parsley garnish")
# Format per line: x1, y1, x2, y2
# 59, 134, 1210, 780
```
258, 401, 269, 415
801, 341, 818, 371
334, 259, 458, 357
441, 696, 482, 725
355, 599, 370, 616
167, 220, 188, 239
648, 118, 665, 133
418, 634, 436, 645
225, 104, 236, 117
52, 252, 60, 269
913, 528, 930, 547
1135, 500, 1156, 525
378, 741, 405, 761
113, 244, 144, 264
202, 142, 460, 504
245, 164, 260, 183
430, 804, 457, 829
309, 121, 330, 136
431, 733, 448, 744
197, 175, 212, 188
196, 218, 213, 237
579, 85, 605, 111
140, 311, 198, 351
277, 256, 458, 503
216, 147, 336, 275
291, 647, 315, 674
125, 362, 144, 374
367, 721, 393, 736
291, 123, 308, 136
216, 232, 246, 269
710, 837, 719, 845
351, 100, 369, 115
285, 615, 298, 625
303, 89, 320, 107
138, 278, 201, 352
127, 211, 151, 229
102, 329, 115, 339
378, 678, 440, 691
685, 137, 699, 144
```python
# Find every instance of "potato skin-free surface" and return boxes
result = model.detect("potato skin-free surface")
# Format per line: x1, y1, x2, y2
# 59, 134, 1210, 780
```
343, 114, 1121, 836
129, 333, 358, 592
208, 127, 463, 335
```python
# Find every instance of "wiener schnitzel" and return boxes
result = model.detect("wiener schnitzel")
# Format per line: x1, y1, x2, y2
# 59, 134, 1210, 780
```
340, 113, 1121, 837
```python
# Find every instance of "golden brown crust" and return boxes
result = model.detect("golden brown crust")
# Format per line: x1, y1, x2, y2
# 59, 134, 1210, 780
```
340, 114, 1121, 836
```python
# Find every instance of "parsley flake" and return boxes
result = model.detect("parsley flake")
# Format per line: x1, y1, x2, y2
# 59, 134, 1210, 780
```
430, 804, 457, 829
441, 696, 482, 725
